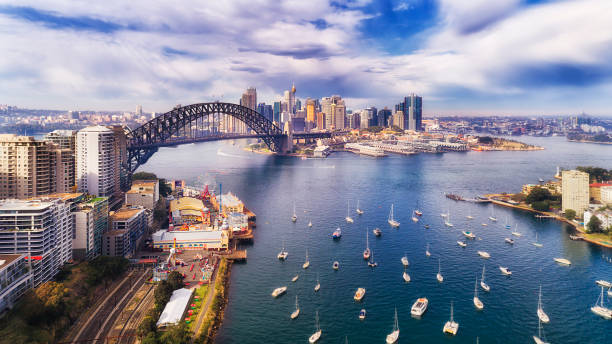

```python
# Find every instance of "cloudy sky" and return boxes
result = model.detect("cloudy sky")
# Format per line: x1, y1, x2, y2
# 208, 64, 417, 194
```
1, 0, 612, 115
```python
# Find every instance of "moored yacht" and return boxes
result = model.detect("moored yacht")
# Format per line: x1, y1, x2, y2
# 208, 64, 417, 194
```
291, 202, 297, 222
356, 200, 364, 215
291, 295, 300, 319
332, 228, 342, 239
457, 240, 467, 248
480, 265, 490, 292
443, 301, 459, 336
411, 297, 429, 317
437, 259, 444, 283
505, 237, 515, 245
537, 285, 549, 323
533, 317, 550, 344
333, 261, 340, 270
363, 231, 371, 260
401, 255, 409, 267
473, 278, 484, 310
359, 308, 366, 320
314, 273, 320, 292
272, 286, 287, 298
292, 274, 299, 282
462, 230, 475, 239
426, 244, 431, 257
554, 257, 571, 265
309, 311, 322, 343
354, 287, 366, 302
403, 269, 411, 283
373, 228, 382, 236
386, 308, 400, 343
596, 280, 612, 288
277, 241, 288, 260
345, 200, 354, 223
591, 286, 612, 319
303, 249, 310, 269
499, 266, 512, 275
477, 251, 490, 259
388, 204, 400, 227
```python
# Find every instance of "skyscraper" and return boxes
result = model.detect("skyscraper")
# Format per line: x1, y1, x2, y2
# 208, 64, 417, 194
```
306, 98, 316, 123
241, 87, 257, 111
273, 101, 281, 123
378, 107, 392, 127
562, 170, 590, 216
76, 126, 116, 198
321, 95, 345, 130
395, 94, 423, 131
284, 83, 296, 114
0, 134, 53, 199
257, 103, 273, 122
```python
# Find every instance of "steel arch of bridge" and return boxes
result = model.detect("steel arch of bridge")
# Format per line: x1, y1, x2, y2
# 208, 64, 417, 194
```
126, 102, 283, 171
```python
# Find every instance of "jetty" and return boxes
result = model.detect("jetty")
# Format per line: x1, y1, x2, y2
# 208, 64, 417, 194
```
224, 249, 247, 261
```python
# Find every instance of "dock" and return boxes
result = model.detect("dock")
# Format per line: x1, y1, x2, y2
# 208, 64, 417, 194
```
244, 206, 256, 221
224, 249, 247, 261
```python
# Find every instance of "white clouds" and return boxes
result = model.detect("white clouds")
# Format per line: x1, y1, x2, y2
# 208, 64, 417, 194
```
1, 0, 612, 115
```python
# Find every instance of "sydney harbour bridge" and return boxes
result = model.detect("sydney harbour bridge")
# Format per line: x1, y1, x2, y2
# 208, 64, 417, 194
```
125, 102, 333, 172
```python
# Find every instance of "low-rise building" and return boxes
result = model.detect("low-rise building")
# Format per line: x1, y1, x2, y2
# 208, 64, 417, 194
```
218, 192, 244, 214
169, 197, 210, 226
125, 179, 159, 209
601, 186, 612, 205
152, 229, 229, 251
584, 209, 612, 231
589, 183, 612, 203
522, 184, 537, 195
313, 145, 330, 158
0, 254, 32, 313
227, 212, 248, 233
156, 288, 194, 328
103, 207, 147, 257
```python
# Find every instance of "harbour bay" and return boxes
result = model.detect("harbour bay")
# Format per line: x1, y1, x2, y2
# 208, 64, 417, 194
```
139, 136, 612, 344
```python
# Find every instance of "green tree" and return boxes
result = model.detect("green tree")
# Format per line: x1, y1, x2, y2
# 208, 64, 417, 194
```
132, 172, 158, 181
531, 201, 550, 212
511, 193, 526, 203
137, 316, 158, 338
159, 179, 172, 197
526, 187, 552, 204
167, 271, 184, 291
85, 256, 129, 286
564, 209, 576, 220
154, 281, 172, 309
576, 166, 611, 182
158, 323, 191, 344
141, 332, 158, 344
587, 215, 603, 233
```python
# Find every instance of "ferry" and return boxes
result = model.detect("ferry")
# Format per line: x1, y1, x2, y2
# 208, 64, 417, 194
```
332, 228, 342, 239
271, 286, 287, 298
411, 297, 429, 317
354, 288, 366, 302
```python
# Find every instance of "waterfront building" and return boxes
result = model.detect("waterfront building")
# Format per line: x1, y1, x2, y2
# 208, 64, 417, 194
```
170, 197, 210, 227
0, 134, 53, 199
76, 126, 117, 198
601, 186, 612, 205
395, 94, 423, 131
589, 183, 612, 203
218, 192, 244, 215
562, 170, 590, 215
0, 254, 32, 314
227, 212, 249, 233
584, 209, 612, 231
103, 206, 148, 257
152, 229, 229, 251
73, 196, 108, 260
313, 145, 330, 158
126, 179, 159, 210
0, 198, 73, 287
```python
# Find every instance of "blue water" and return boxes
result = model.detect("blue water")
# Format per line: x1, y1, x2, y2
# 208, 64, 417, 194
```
139, 136, 612, 343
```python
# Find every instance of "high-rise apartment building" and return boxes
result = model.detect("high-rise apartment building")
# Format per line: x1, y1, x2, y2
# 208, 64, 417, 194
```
44, 130, 76, 150
76, 126, 116, 198
395, 94, 423, 131
316, 112, 326, 130
562, 170, 590, 215
273, 102, 281, 123
103, 207, 148, 257
73, 197, 108, 260
378, 107, 392, 127
241, 87, 257, 111
0, 134, 53, 199
284, 84, 296, 114
0, 198, 73, 287
44, 130, 77, 193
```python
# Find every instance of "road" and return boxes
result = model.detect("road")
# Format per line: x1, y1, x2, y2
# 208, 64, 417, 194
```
67, 268, 149, 343
190, 257, 220, 343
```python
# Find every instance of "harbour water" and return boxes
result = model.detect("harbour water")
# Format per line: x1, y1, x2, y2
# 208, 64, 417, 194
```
139, 136, 612, 343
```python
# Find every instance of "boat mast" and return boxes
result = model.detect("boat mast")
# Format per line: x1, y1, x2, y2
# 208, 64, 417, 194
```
394, 307, 398, 331
450, 301, 454, 322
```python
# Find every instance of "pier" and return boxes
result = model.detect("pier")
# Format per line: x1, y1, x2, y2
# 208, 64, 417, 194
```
224, 249, 247, 261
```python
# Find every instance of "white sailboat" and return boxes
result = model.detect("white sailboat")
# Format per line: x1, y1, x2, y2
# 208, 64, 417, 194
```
591, 286, 612, 319
415, 201, 423, 216
271, 286, 287, 298
477, 251, 490, 259
303, 249, 310, 269
386, 308, 400, 344
292, 274, 299, 282
363, 230, 371, 260
480, 265, 490, 292
277, 241, 288, 260
443, 301, 459, 335
291, 202, 297, 222
466, 208, 474, 220
488, 206, 497, 222
533, 317, 550, 344
309, 310, 322, 343
314, 273, 320, 292
308, 220, 313, 228
444, 212, 453, 227
499, 266, 512, 276
532, 233, 543, 247
511, 224, 522, 237
368, 250, 378, 267
457, 240, 467, 248
291, 295, 300, 319
388, 204, 400, 227
426, 244, 431, 257
412, 210, 419, 223
537, 285, 550, 323
356, 200, 364, 215
437, 259, 444, 283
473, 278, 484, 310
345, 200, 354, 223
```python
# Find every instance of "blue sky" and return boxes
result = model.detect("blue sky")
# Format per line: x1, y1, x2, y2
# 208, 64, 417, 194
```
0, 0, 611, 115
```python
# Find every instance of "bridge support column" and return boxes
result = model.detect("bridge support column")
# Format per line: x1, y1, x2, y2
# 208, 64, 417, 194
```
279, 134, 293, 154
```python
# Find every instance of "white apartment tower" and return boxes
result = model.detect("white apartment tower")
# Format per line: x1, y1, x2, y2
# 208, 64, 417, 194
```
76, 126, 116, 197
562, 170, 590, 215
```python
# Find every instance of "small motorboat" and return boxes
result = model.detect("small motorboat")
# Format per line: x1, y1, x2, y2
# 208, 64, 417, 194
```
505, 237, 515, 245
373, 228, 382, 236
478, 251, 490, 259
271, 286, 287, 298
554, 258, 571, 265
499, 266, 512, 276
457, 241, 467, 248
359, 308, 366, 320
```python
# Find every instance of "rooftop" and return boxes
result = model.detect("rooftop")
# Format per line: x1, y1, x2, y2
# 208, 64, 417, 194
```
590, 183, 612, 187
0, 254, 24, 270
0, 199, 53, 211
43, 193, 84, 202
152, 229, 225, 242
170, 197, 204, 212
78, 125, 111, 133
111, 207, 144, 221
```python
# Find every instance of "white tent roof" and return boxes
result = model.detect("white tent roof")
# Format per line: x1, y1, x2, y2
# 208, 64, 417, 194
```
156, 288, 194, 327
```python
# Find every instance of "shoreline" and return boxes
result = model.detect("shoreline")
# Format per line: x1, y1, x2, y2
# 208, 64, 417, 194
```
194, 258, 232, 344
485, 197, 612, 249
567, 139, 612, 145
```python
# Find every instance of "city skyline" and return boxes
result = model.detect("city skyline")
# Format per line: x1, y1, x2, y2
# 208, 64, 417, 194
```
1, 0, 612, 116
